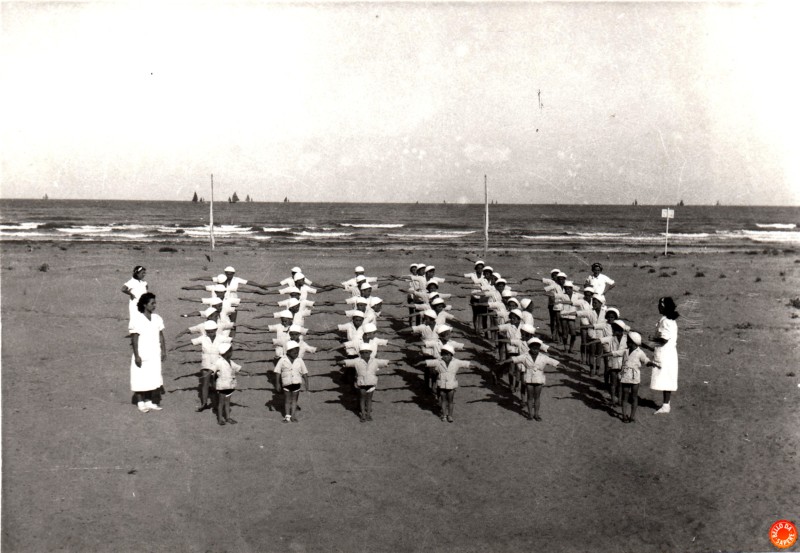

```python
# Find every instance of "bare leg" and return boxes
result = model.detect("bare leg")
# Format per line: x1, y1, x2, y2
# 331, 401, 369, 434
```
525, 384, 534, 419
620, 384, 630, 421
630, 384, 640, 421
663, 391, 671, 405
447, 390, 455, 418
366, 391, 374, 421
359, 389, 367, 421
283, 391, 292, 420
438, 390, 448, 420
290, 391, 300, 420
532, 384, 543, 421
610, 371, 620, 405
198, 370, 212, 410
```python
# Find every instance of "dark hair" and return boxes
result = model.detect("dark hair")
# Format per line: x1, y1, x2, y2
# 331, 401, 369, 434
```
133, 265, 145, 277
659, 296, 680, 320
137, 292, 156, 312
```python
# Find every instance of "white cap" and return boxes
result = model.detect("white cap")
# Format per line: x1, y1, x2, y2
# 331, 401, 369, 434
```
474, 260, 485, 266
359, 343, 373, 352
428, 292, 440, 299
355, 275, 367, 283
556, 272, 567, 278
293, 273, 305, 281
583, 286, 595, 294
214, 274, 227, 283
441, 344, 455, 355
276, 310, 293, 319
288, 324, 304, 333
359, 282, 372, 290
431, 297, 445, 306
291, 266, 302, 273
284, 286, 301, 295
201, 307, 217, 318
612, 319, 629, 331
354, 297, 368, 304
425, 265, 435, 272
285, 298, 301, 308
423, 309, 437, 319
593, 293, 607, 305
436, 324, 452, 334
426, 280, 439, 288
285, 340, 300, 351
520, 298, 532, 309
501, 289, 513, 298
628, 331, 642, 345
368, 297, 383, 306
496, 278, 507, 285
354, 265, 365, 273
410, 263, 419, 270
218, 342, 232, 354
527, 337, 544, 346
564, 280, 575, 288
203, 320, 218, 331
507, 297, 520, 306
520, 323, 536, 335
208, 297, 223, 306
362, 323, 377, 333
606, 307, 620, 317
350, 310, 366, 319
510, 309, 523, 319
224, 266, 235, 273
483, 266, 494, 272
551, 268, 561, 275
211, 284, 227, 292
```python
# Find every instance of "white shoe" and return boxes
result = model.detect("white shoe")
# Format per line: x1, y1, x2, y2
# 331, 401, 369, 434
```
137, 401, 150, 413
654, 404, 671, 414
146, 402, 162, 411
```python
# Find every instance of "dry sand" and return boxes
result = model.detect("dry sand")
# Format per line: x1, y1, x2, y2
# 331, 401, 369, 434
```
2, 241, 799, 552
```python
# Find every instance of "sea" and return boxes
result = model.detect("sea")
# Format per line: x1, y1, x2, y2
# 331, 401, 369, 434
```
1, 200, 798, 253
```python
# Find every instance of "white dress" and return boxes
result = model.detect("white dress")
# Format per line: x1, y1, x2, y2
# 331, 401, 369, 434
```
130, 312, 164, 392
124, 278, 148, 329
649, 316, 678, 391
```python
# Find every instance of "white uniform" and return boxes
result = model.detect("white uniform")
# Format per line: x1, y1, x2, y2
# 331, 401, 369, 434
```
124, 278, 148, 330
650, 317, 679, 391
129, 312, 164, 391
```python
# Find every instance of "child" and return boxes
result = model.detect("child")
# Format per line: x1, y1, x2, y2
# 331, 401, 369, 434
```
598, 320, 629, 405
620, 332, 649, 423
342, 345, 390, 422
273, 341, 309, 423
189, 320, 232, 412
423, 344, 471, 422
508, 337, 560, 421
212, 342, 241, 426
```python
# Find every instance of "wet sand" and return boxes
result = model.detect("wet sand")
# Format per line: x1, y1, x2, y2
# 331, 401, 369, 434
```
2, 241, 799, 552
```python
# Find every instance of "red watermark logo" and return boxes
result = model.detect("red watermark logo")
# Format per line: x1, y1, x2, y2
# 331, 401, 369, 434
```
770, 520, 797, 549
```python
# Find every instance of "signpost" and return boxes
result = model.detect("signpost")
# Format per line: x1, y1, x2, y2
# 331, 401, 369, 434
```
661, 208, 674, 255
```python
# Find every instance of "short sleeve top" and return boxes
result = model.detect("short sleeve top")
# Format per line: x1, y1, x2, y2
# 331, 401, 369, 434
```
273, 356, 308, 386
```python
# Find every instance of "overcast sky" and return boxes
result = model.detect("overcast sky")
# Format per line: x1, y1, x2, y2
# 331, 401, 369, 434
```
1, 1, 798, 204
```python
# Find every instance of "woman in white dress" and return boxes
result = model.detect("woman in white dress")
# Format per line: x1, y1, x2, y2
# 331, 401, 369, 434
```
130, 292, 166, 413
649, 296, 679, 414
121, 265, 148, 330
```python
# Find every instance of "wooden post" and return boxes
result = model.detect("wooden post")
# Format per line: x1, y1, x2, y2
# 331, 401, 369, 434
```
484, 174, 488, 259
210, 174, 216, 250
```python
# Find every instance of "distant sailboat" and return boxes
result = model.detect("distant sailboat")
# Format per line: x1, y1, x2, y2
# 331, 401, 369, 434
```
192, 192, 198, 202
284, 196, 289, 203
42, 193, 49, 200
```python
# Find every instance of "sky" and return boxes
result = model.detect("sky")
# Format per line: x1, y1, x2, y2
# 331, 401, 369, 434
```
1, 1, 798, 205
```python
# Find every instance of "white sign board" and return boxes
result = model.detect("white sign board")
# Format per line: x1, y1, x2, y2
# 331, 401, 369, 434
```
661, 209, 675, 219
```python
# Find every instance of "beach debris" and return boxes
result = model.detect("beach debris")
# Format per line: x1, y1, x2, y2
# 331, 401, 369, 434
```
158, 246, 177, 253
38, 263, 49, 272
734, 322, 752, 330
719, 273, 727, 278
658, 272, 670, 278
789, 298, 800, 309
694, 271, 705, 277
648, 268, 656, 273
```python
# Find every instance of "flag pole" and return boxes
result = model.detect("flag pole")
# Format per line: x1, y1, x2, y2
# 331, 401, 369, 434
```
210, 174, 216, 251
484, 174, 488, 259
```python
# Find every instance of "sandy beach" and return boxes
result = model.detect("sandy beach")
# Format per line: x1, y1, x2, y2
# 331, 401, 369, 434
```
2, 240, 799, 552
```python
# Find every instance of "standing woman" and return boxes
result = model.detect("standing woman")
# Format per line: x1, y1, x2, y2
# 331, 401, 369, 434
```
121, 266, 148, 330
130, 292, 166, 413
649, 296, 680, 414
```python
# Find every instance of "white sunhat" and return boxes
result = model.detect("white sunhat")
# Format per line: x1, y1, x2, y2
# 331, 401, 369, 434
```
501, 289, 513, 298
362, 322, 378, 333
354, 265, 365, 273
285, 340, 300, 351
520, 298, 532, 309
217, 341, 232, 354
214, 274, 227, 283
369, 297, 383, 306
288, 324, 305, 333
627, 331, 642, 345
496, 278, 507, 285
510, 309, 524, 319
426, 280, 439, 288
203, 320, 218, 331
520, 323, 536, 335
349, 310, 366, 318
612, 319, 629, 331
359, 343, 373, 352
211, 284, 227, 292
431, 297, 445, 306
410, 263, 419, 270
286, 298, 301, 308
359, 282, 372, 290
606, 307, 620, 317
441, 344, 455, 355
284, 286, 301, 295
564, 280, 575, 288
425, 265, 435, 272
436, 324, 452, 334
293, 272, 305, 281
583, 286, 595, 294
423, 309, 437, 319
224, 266, 235, 273
276, 310, 293, 319
527, 337, 544, 346
593, 293, 607, 305
208, 297, 223, 306
474, 259, 485, 266
355, 275, 367, 283
551, 268, 561, 275
291, 266, 302, 273
556, 272, 567, 278
354, 297, 368, 304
